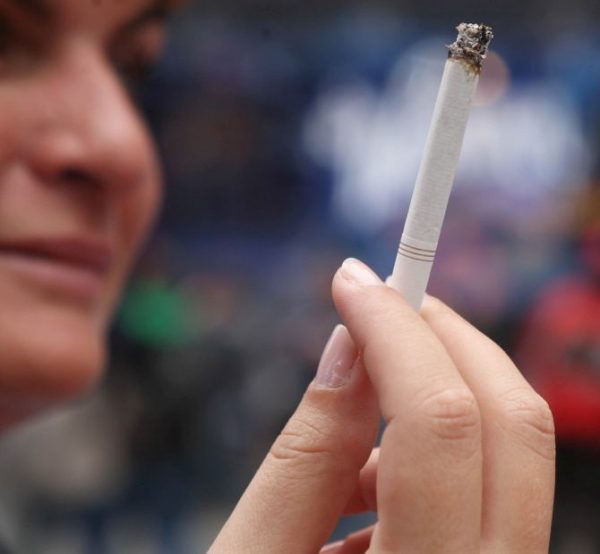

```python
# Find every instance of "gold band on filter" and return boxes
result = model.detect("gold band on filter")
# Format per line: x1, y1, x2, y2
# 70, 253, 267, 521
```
398, 241, 436, 262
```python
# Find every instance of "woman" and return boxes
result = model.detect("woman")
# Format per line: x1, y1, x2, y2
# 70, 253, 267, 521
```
0, 0, 555, 552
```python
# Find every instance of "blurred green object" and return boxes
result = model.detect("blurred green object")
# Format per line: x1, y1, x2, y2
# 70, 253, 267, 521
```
118, 280, 195, 349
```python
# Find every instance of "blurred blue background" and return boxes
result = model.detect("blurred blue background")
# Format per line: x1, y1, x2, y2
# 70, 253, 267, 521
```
0, 1, 599, 552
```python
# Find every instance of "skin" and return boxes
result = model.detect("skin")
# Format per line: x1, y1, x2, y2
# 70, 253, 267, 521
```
0, 1, 556, 551
211, 261, 556, 553
0, 0, 170, 427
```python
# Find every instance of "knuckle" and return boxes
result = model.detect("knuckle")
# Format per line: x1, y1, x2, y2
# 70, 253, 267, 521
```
499, 389, 556, 461
417, 387, 481, 443
267, 414, 340, 476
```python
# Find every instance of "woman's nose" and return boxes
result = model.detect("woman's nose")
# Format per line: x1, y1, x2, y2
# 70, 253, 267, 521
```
24, 43, 157, 193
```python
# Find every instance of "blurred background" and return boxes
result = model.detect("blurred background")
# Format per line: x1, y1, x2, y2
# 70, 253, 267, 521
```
0, 0, 599, 552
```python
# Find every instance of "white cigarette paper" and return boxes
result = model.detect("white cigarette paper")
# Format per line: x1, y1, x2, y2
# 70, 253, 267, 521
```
388, 23, 493, 310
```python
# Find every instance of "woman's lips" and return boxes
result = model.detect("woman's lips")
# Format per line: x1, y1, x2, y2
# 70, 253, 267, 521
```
0, 237, 113, 304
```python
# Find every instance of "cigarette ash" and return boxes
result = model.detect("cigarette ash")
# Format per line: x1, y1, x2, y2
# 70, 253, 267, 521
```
447, 23, 494, 72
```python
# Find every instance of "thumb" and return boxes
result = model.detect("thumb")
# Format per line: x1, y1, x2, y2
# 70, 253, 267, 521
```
209, 325, 379, 554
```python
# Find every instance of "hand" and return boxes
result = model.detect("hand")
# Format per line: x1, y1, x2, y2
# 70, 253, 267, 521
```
209, 259, 556, 553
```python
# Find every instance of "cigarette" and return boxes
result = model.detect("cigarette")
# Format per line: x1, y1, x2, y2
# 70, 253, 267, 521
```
387, 23, 494, 310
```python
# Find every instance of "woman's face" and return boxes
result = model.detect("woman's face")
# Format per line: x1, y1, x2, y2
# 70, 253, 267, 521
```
0, 0, 171, 427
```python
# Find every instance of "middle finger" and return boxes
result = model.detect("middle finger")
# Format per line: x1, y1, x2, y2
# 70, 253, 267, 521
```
333, 259, 482, 553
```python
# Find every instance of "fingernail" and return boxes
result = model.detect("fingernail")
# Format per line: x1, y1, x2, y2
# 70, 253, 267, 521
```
320, 541, 344, 553
315, 325, 357, 389
340, 258, 381, 287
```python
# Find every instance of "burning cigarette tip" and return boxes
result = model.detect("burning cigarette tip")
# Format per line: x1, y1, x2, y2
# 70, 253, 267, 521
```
447, 23, 494, 72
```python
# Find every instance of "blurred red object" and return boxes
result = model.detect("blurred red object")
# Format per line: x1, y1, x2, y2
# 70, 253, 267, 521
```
517, 225, 600, 444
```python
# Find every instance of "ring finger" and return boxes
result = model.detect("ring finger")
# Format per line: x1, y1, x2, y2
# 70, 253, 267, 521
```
421, 296, 555, 553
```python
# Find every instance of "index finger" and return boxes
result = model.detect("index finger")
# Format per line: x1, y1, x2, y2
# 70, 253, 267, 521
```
332, 259, 482, 553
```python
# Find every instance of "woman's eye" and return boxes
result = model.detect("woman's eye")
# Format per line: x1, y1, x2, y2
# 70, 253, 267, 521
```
0, 18, 21, 54
112, 21, 166, 87
0, 16, 43, 74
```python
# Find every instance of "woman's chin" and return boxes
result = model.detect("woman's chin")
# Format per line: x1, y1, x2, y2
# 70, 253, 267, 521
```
0, 308, 107, 432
